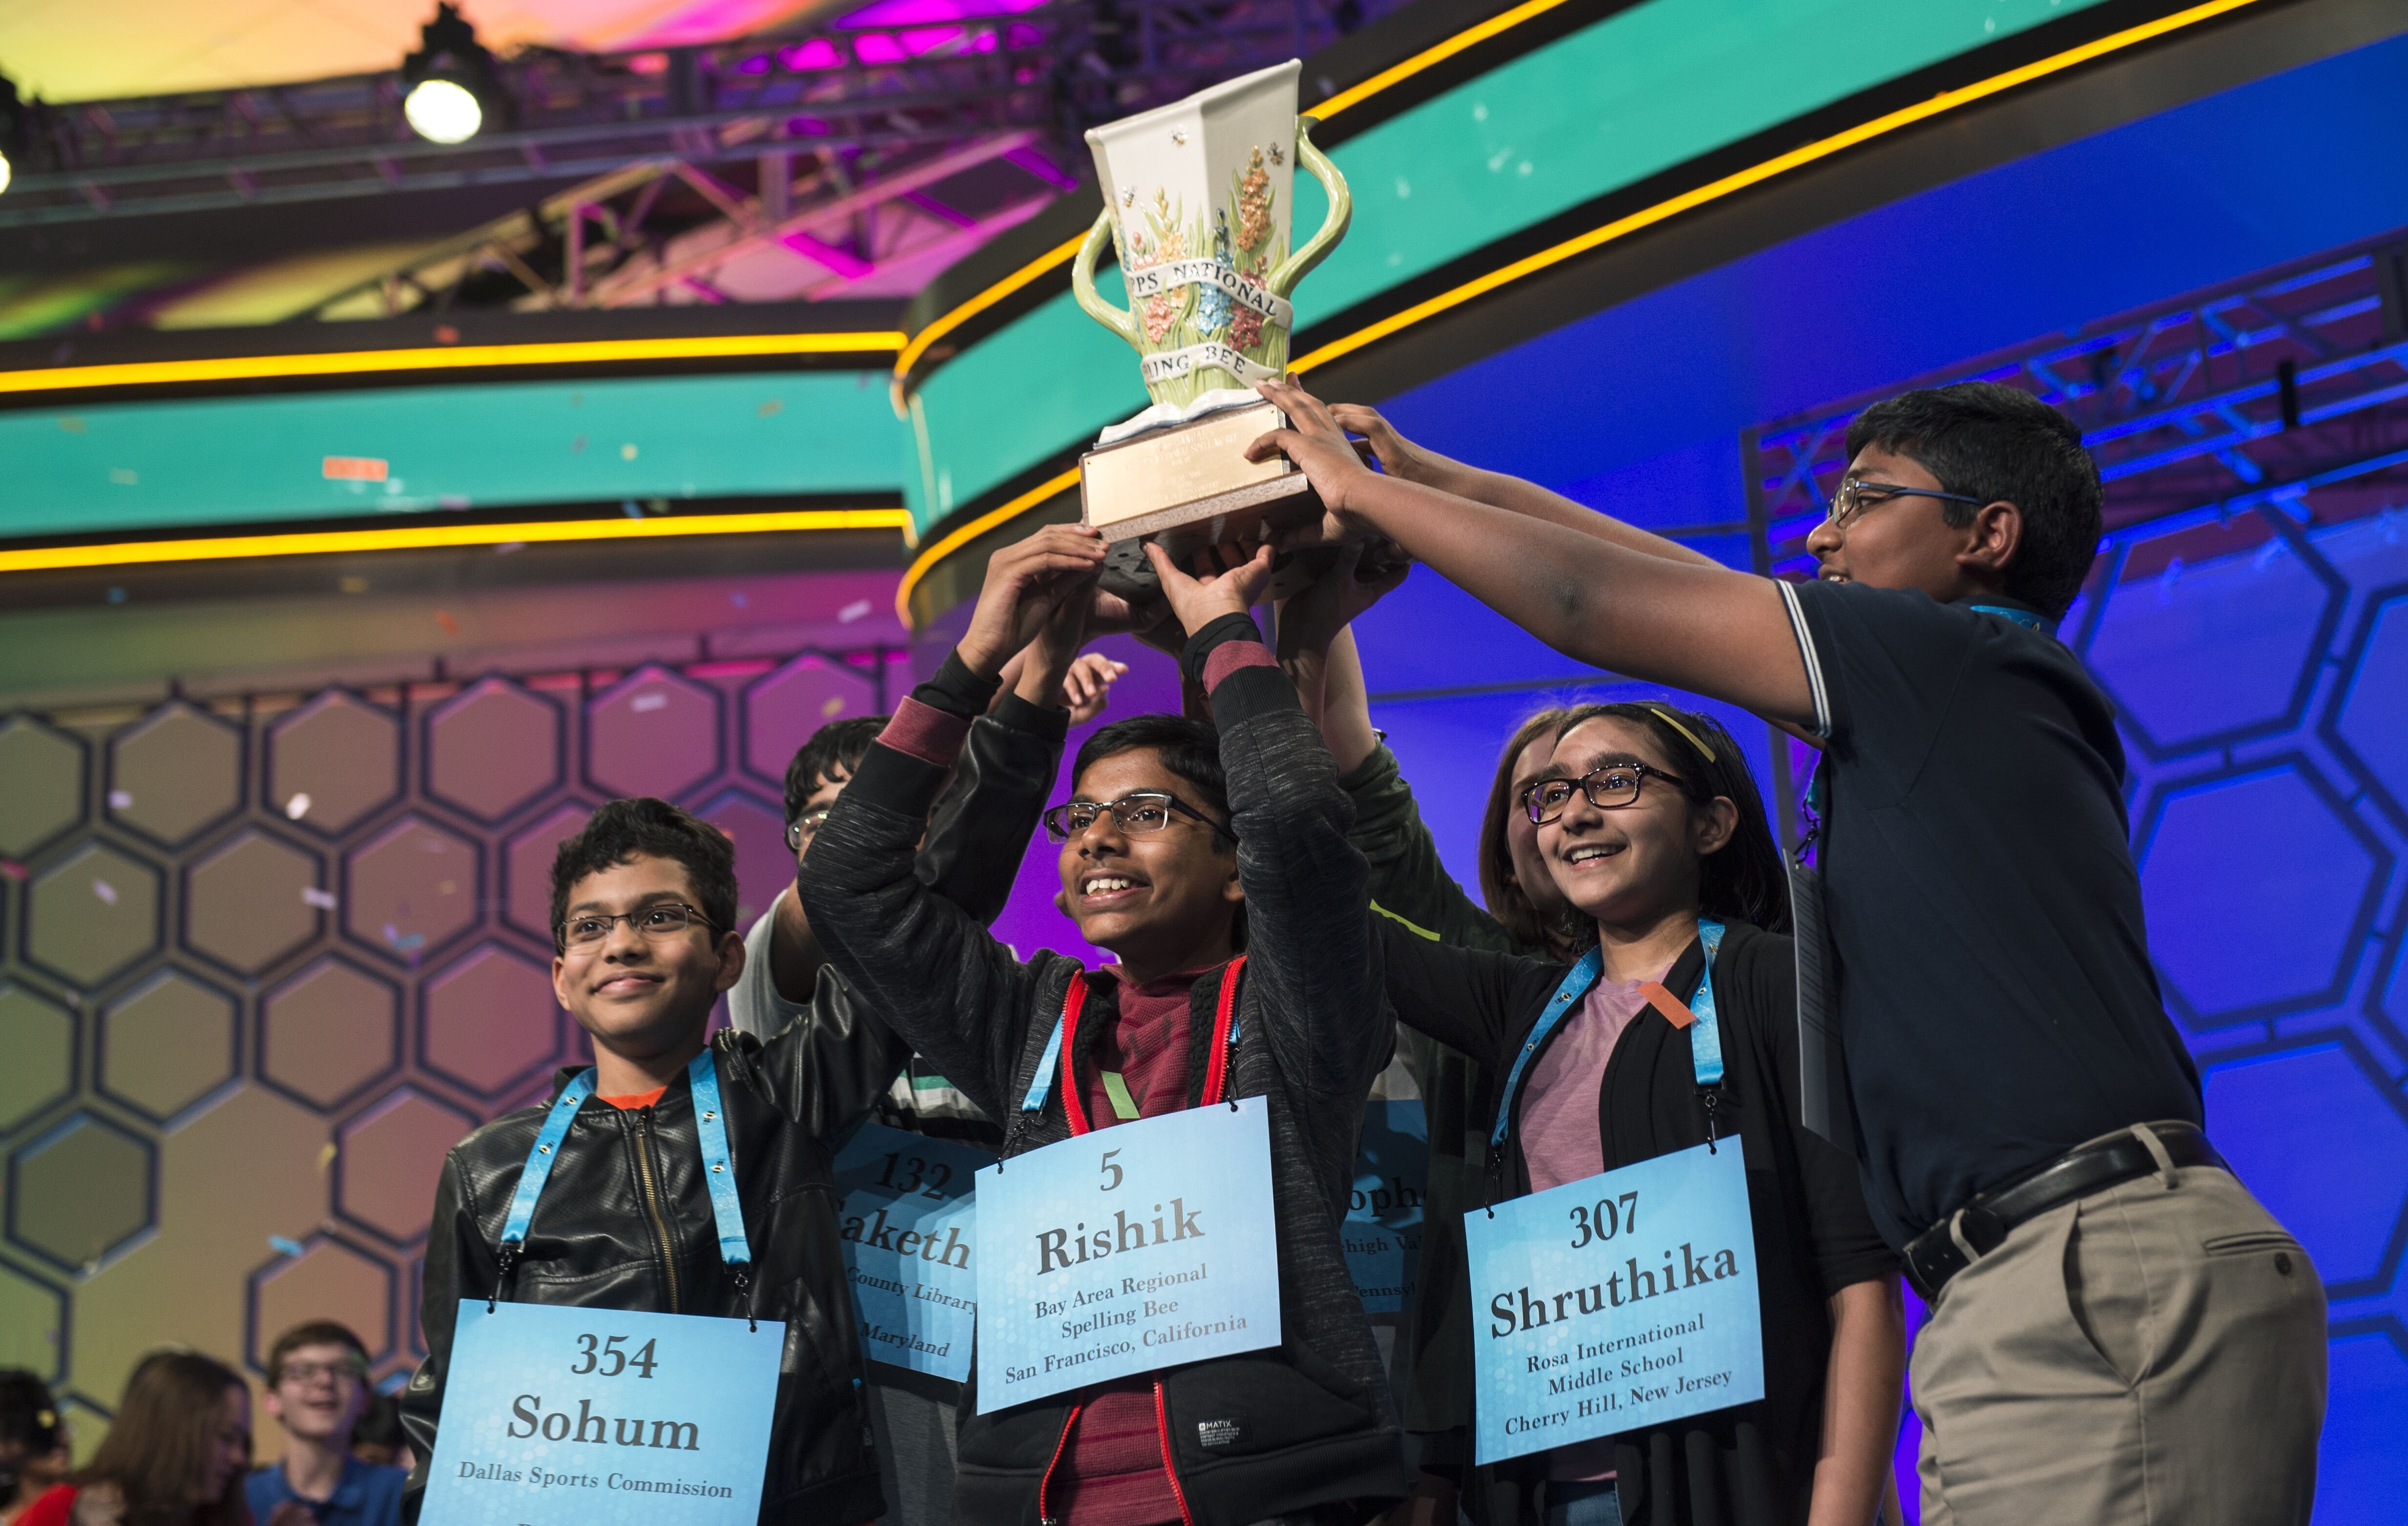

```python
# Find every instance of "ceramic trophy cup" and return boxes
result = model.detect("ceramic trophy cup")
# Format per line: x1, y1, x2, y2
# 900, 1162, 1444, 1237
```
1073, 59, 1353, 593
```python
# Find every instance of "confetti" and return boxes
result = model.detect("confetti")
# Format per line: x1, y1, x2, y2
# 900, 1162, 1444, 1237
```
301, 887, 337, 910
108, 789, 134, 809
286, 793, 312, 820
620, 443, 638, 461
0, 860, 26, 882
435, 610, 460, 636
631, 692, 668, 713
820, 696, 846, 719
730, 591, 750, 610
493, 541, 526, 555
383, 925, 427, 954
92, 879, 118, 905
268, 1235, 307, 1258
838, 598, 873, 624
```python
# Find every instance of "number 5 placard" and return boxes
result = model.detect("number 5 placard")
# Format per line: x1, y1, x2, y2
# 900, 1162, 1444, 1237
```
419, 1301, 781, 1526
1462, 1141, 1765, 1463
971, 1097, 1283, 1412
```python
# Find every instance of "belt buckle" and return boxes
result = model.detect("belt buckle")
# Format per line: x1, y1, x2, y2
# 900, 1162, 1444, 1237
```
1956, 1202, 2008, 1257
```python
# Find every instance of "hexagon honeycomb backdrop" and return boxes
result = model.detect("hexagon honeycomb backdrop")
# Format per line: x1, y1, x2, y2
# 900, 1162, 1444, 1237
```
0, 647, 893, 1453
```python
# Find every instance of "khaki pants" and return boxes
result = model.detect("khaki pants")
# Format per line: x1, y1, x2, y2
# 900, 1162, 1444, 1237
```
1913, 1126, 2327, 1526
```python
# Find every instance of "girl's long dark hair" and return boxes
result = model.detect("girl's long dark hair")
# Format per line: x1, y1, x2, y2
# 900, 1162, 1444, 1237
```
1476, 706, 1589, 958
1544, 702, 1791, 935
74, 1353, 248, 1526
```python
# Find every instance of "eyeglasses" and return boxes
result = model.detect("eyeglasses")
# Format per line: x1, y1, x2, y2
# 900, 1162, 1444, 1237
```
1824, 476, 1986, 530
1523, 762, 1691, 825
1042, 791, 1235, 844
785, 808, 831, 852
556, 902, 715, 950
276, 1359, 363, 1387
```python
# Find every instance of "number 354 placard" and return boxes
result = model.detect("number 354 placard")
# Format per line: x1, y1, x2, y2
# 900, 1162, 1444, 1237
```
419, 1301, 782, 1526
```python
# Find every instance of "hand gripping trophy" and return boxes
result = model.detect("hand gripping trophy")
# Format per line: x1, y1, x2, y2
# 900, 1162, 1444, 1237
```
1072, 60, 1354, 593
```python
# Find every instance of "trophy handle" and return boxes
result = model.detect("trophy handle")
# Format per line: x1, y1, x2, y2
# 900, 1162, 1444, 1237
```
1072, 207, 1143, 355
1269, 115, 1352, 299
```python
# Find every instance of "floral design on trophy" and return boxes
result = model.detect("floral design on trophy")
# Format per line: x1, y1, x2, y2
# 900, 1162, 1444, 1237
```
1071, 60, 1354, 591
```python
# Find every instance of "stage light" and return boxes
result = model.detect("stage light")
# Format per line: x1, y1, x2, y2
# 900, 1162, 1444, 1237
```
401, 4, 496, 145
405, 78, 482, 144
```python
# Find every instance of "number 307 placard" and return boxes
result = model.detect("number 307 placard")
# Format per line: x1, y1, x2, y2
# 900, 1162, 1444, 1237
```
419, 1300, 782, 1526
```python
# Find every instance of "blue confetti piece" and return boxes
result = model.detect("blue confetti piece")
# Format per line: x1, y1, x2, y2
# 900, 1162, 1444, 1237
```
269, 1235, 307, 1257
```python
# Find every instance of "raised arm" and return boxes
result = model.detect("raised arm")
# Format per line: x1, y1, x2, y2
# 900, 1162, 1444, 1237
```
1328, 403, 1724, 572
1372, 912, 1561, 1075
800, 527, 1135, 1116
1254, 381, 1817, 729
1147, 542, 1390, 1103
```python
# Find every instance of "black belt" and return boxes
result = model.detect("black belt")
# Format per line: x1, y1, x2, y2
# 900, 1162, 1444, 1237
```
1901, 1121, 2226, 1302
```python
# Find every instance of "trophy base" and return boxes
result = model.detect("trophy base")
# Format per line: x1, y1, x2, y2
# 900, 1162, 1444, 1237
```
1080, 400, 1329, 600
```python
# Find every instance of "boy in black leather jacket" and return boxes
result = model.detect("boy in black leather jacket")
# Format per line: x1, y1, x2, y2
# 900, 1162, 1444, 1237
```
400, 797, 912, 1526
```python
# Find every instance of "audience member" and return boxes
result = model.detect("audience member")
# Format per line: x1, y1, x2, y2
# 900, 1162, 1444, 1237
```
0, 1371, 69, 1526
16, 1354, 249, 1526
247, 1323, 401, 1526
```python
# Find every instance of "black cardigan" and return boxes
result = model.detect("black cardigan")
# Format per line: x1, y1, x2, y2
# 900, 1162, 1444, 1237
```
1376, 916, 1894, 1526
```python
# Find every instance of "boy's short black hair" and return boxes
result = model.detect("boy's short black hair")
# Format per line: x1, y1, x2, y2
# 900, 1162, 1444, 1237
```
1072, 714, 1231, 832
1845, 381, 2103, 617
264, 1320, 370, 1387
784, 716, 887, 824
549, 798, 738, 940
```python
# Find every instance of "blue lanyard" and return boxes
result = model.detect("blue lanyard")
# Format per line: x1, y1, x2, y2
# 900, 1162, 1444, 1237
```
1969, 603, 2058, 636
1488, 919, 1725, 1151
499, 1048, 752, 1279
1020, 970, 1244, 1117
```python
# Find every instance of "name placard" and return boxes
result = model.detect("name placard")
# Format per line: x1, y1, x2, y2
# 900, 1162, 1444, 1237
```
1463, 1142, 1764, 1463
1344, 1100, 1426, 1314
419, 1300, 781, 1526
972, 1097, 1281, 1412
831, 1122, 992, 1382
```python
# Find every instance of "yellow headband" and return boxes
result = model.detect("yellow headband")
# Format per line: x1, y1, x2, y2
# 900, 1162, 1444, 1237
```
1645, 706, 1717, 764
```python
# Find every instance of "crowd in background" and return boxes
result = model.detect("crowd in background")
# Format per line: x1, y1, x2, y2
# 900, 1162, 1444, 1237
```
0, 1321, 409, 1526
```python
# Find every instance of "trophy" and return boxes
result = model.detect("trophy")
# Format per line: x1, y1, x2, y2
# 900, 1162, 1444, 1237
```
1073, 60, 1354, 595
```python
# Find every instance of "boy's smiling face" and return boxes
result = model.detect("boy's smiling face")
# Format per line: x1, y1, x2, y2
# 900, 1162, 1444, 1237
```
550, 853, 743, 1064
1054, 747, 1243, 977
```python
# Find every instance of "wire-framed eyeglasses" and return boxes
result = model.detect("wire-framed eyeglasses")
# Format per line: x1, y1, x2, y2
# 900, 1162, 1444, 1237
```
1523, 762, 1691, 825
1825, 476, 1986, 530
786, 808, 832, 852
1042, 791, 1236, 845
557, 902, 716, 951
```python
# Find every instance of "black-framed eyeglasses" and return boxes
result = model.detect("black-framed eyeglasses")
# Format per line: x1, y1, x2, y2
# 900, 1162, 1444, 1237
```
786, 808, 831, 852
1042, 791, 1236, 845
556, 902, 716, 951
1825, 476, 1986, 530
1523, 762, 1690, 825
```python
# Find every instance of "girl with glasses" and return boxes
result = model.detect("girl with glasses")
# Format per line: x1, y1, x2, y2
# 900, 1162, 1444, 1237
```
1281, 547, 1900, 1526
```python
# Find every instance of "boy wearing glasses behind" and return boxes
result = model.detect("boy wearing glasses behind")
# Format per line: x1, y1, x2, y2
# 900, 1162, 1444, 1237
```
249, 1322, 402, 1526
800, 524, 1408, 1526
400, 798, 916, 1526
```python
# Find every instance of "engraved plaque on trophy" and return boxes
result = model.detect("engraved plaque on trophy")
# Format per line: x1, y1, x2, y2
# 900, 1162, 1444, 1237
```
1072, 60, 1353, 595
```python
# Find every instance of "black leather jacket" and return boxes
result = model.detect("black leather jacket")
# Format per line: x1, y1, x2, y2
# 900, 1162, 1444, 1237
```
400, 704, 1069, 1526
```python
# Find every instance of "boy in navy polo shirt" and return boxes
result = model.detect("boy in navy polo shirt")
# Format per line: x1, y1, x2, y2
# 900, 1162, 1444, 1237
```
247, 1322, 404, 1526
1250, 377, 2326, 1526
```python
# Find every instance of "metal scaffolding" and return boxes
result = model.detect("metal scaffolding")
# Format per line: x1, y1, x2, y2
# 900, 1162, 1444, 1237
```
1744, 230, 2408, 583
0, 0, 1380, 232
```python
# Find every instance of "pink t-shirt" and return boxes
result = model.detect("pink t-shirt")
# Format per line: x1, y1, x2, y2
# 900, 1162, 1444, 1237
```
1518, 967, 1663, 1482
